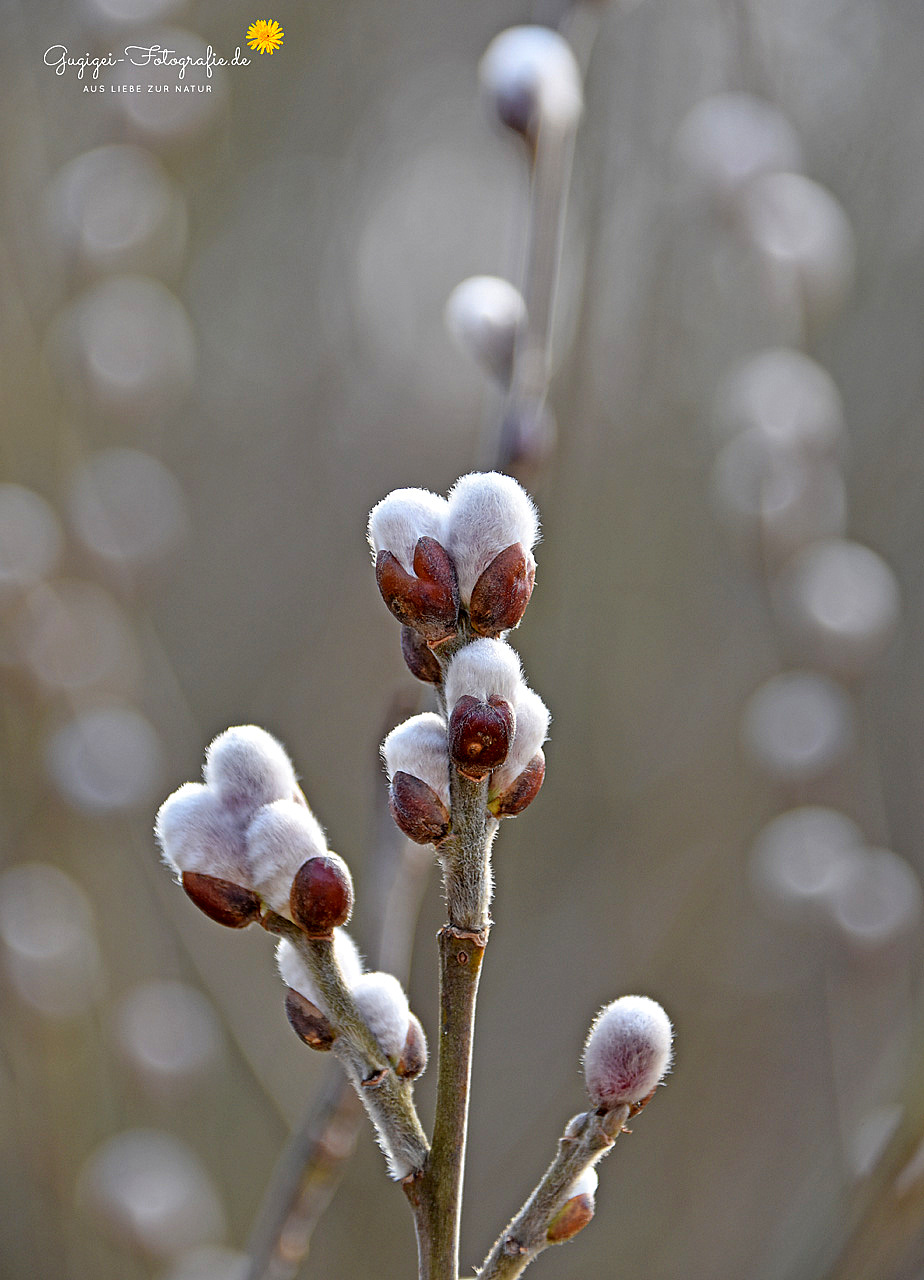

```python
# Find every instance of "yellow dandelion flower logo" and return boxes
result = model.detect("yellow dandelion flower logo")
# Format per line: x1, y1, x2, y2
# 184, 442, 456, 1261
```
246, 19, 284, 54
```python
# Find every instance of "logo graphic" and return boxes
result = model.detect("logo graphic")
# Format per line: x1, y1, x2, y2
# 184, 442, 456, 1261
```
246, 20, 284, 55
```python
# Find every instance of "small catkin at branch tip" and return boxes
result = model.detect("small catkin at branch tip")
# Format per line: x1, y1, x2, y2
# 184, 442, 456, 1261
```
582, 996, 673, 1109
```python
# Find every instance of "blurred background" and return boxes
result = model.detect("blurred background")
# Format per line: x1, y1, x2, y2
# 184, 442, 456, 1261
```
4, 1, 924, 1277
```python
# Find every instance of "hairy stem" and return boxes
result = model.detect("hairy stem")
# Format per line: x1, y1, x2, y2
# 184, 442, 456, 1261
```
477, 1105, 631, 1280
262, 914, 430, 1178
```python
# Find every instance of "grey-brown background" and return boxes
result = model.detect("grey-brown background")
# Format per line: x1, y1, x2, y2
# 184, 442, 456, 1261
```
3, 1, 924, 1277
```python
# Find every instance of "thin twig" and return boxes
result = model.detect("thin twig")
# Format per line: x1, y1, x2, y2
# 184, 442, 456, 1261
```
477, 1105, 631, 1280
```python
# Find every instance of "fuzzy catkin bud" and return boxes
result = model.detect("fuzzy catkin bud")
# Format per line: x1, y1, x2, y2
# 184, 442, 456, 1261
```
489, 685, 550, 810
478, 26, 583, 140
245, 798, 329, 919
444, 638, 524, 710
367, 488, 448, 573
350, 971, 411, 1062
445, 473, 539, 608
583, 996, 673, 1109
203, 725, 299, 811
444, 276, 526, 385
382, 714, 451, 808
156, 783, 250, 887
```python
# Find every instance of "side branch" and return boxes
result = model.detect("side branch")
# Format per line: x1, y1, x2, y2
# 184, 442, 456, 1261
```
407, 926, 488, 1280
477, 1105, 631, 1280
263, 913, 430, 1178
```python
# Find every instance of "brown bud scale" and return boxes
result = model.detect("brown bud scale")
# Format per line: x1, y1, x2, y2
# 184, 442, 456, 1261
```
489, 751, 546, 817
400, 626, 443, 684
546, 1193, 595, 1244
181, 871, 262, 928
389, 772, 450, 845
449, 694, 514, 780
375, 537, 459, 643
290, 854, 353, 937
284, 988, 335, 1049
469, 543, 536, 636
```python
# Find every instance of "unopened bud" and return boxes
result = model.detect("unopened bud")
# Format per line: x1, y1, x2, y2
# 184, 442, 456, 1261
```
583, 996, 673, 1110
479, 26, 583, 143
203, 725, 298, 811
289, 853, 354, 937
351, 971, 411, 1062
382, 713, 451, 814
444, 275, 526, 385
469, 543, 536, 636
489, 684, 550, 812
367, 487, 448, 572
444, 637, 524, 709
445, 473, 539, 608
245, 798, 329, 919
396, 1012, 428, 1080
449, 694, 514, 780
156, 783, 250, 887
389, 771, 450, 845
489, 750, 545, 817
284, 987, 335, 1049
546, 1168, 597, 1244
375, 537, 460, 642
400, 626, 442, 684
180, 871, 261, 928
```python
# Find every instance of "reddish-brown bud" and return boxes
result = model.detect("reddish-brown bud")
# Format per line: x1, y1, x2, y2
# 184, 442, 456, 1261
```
448, 694, 514, 780
181, 871, 262, 928
289, 854, 354, 937
489, 750, 546, 817
389, 771, 450, 845
395, 1013, 428, 1080
546, 1194, 595, 1244
284, 988, 336, 1050
400, 626, 443, 684
375, 537, 460, 643
469, 543, 536, 636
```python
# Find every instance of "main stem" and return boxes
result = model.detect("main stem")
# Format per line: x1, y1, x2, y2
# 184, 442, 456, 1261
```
406, 757, 496, 1279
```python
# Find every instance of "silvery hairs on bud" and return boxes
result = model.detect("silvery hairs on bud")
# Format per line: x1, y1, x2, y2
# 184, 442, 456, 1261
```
276, 931, 365, 1016
490, 684, 550, 797
351, 971, 412, 1062
478, 25, 584, 136
445, 472, 539, 605
583, 996, 673, 1109
367, 487, 449, 572
444, 276, 527, 384
203, 725, 299, 811
245, 797, 329, 918
381, 712, 451, 808
444, 637, 525, 711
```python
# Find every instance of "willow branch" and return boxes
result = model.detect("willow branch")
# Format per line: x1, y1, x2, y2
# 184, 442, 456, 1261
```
262, 913, 430, 1179
477, 1105, 631, 1280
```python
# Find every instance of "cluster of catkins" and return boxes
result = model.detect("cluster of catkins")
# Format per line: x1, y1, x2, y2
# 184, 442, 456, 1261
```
155, 724, 425, 1078
369, 471, 549, 838
154, 471, 673, 1190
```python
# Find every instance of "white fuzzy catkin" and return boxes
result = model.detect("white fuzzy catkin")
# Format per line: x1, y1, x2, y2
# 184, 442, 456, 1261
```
583, 996, 673, 1108
245, 798, 329, 917
202, 726, 298, 812
366, 488, 449, 574
566, 1166, 598, 1202
444, 637, 524, 711
490, 685, 550, 795
155, 782, 251, 886
479, 26, 583, 134
381, 713, 451, 807
445, 472, 540, 604
444, 276, 526, 383
275, 930, 364, 1014
350, 972, 412, 1061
